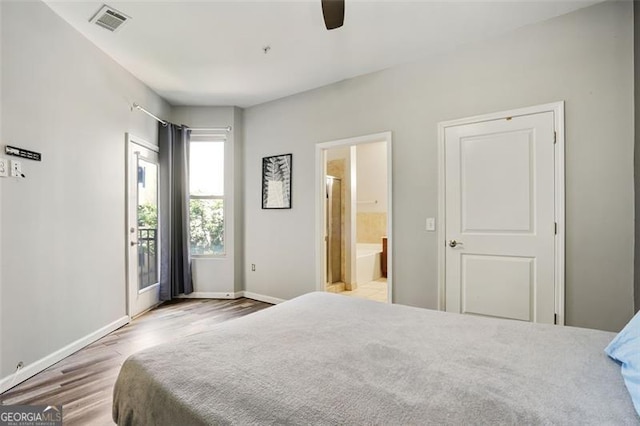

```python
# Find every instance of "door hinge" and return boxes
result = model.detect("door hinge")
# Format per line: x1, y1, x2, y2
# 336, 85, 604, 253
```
554, 313, 557, 325
553, 131, 557, 144
554, 222, 557, 235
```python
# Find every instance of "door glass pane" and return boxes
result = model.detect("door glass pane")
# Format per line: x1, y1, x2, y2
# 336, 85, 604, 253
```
137, 158, 158, 290
189, 199, 224, 255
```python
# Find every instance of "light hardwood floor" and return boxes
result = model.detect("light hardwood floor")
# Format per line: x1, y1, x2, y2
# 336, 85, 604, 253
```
0, 298, 272, 425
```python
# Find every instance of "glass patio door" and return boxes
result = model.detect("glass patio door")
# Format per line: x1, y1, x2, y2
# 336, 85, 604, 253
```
127, 136, 160, 317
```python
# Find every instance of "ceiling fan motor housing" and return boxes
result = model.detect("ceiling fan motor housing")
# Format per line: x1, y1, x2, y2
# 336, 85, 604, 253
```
322, 0, 345, 30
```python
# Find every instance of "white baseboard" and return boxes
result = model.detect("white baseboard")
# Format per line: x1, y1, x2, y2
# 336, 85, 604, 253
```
241, 291, 286, 305
0, 316, 130, 394
177, 291, 243, 299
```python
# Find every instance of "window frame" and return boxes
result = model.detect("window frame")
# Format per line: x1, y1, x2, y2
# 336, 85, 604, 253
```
188, 139, 226, 258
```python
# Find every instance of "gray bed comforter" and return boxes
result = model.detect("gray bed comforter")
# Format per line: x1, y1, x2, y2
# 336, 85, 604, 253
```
113, 292, 638, 425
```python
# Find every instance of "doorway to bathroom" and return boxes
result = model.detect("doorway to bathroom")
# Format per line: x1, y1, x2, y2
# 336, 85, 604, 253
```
315, 132, 392, 303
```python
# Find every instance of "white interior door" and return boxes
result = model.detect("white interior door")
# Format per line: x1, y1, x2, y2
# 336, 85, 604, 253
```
444, 111, 556, 323
127, 138, 160, 317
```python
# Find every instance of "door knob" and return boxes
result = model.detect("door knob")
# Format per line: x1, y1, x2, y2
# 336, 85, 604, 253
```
449, 240, 462, 248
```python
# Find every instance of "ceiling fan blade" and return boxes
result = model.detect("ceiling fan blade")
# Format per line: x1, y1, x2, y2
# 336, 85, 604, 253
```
322, 0, 344, 30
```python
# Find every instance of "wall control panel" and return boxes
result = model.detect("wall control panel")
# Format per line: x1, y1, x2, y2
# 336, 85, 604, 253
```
1, 144, 40, 179
10, 160, 22, 177
0, 158, 25, 178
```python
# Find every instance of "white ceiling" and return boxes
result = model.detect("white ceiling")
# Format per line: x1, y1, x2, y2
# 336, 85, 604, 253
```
43, 0, 601, 107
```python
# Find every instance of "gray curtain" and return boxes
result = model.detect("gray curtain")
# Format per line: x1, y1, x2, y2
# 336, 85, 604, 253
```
158, 123, 193, 300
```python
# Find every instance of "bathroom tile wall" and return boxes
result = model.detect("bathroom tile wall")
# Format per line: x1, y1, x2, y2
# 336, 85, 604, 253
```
356, 212, 387, 244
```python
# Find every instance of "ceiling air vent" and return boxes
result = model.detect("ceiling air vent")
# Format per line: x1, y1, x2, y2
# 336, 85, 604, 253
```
89, 5, 131, 32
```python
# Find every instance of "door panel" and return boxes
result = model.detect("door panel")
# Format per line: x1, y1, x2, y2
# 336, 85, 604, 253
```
461, 254, 533, 321
127, 140, 160, 317
445, 112, 555, 324
461, 130, 533, 233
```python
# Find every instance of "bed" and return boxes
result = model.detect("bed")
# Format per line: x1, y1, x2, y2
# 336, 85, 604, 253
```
112, 292, 639, 425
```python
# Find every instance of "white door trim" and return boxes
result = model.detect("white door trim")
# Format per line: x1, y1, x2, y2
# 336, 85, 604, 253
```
125, 133, 160, 318
437, 102, 565, 325
128, 133, 160, 153
315, 131, 393, 303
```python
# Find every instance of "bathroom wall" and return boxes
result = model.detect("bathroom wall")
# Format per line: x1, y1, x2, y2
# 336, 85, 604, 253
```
356, 142, 388, 244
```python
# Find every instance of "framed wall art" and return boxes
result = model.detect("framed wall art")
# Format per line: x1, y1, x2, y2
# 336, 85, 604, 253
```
262, 154, 292, 209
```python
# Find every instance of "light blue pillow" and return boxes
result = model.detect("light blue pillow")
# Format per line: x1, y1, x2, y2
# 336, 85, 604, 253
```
605, 310, 640, 416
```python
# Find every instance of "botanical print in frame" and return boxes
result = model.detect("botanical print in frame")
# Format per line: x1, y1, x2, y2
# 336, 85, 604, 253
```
262, 154, 292, 209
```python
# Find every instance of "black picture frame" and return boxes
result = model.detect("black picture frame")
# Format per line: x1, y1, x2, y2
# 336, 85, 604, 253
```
262, 154, 292, 209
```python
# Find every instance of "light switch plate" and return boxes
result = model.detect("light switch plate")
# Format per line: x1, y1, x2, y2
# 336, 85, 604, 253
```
0, 158, 8, 177
10, 159, 22, 177
426, 217, 436, 231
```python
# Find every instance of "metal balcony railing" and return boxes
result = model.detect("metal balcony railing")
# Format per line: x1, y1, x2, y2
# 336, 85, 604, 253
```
137, 227, 158, 290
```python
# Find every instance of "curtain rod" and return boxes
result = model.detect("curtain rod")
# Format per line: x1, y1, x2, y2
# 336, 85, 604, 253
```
133, 103, 167, 125
189, 127, 232, 132
132, 103, 232, 132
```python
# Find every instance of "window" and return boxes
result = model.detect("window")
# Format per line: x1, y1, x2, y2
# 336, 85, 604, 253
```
189, 141, 225, 256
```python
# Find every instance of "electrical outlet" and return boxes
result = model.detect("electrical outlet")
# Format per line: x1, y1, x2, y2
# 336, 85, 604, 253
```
251, 264, 256, 271
0, 158, 8, 177
16, 361, 24, 370
10, 160, 22, 178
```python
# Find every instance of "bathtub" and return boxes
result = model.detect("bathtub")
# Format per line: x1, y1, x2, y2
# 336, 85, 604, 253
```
356, 243, 383, 285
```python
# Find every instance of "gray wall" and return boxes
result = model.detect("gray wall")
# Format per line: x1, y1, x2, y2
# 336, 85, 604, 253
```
0, 1, 4, 371
0, 1, 169, 378
244, 0, 635, 332
634, 1, 640, 315
233, 107, 245, 293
